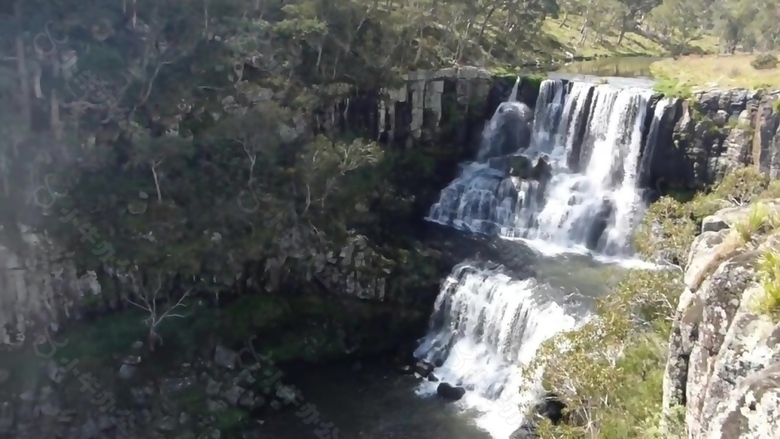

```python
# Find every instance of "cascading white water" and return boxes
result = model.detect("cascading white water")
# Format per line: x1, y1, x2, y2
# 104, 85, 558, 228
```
529, 80, 566, 151
414, 264, 580, 438
639, 97, 675, 189
418, 78, 665, 438
428, 78, 656, 256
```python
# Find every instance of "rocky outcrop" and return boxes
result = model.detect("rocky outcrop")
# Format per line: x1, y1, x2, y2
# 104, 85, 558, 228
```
662, 202, 780, 438
0, 338, 324, 438
650, 89, 780, 190
316, 67, 540, 155
0, 68, 539, 347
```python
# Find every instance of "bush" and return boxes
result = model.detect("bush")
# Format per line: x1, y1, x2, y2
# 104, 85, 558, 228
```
751, 54, 778, 70
708, 166, 771, 205
633, 196, 698, 265
528, 166, 780, 437
636, 166, 777, 264
754, 249, 780, 319
525, 269, 683, 438
733, 202, 780, 243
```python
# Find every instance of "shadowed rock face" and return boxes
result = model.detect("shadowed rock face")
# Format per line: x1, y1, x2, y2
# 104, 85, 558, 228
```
649, 89, 780, 191
662, 202, 780, 438
478, 101, 534, 161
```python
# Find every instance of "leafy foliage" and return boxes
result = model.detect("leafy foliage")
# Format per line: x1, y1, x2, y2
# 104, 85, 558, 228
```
526, 269, 683, 438
635, 166, 777, 265
754, 248, 780, 319
0, 0, 570, 298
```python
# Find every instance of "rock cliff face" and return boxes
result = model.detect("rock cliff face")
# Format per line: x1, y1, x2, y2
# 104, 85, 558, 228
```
662, 203, 780, 438
316, 67, 538, 155
0, 68, 538, 347
649, 89, 780, 191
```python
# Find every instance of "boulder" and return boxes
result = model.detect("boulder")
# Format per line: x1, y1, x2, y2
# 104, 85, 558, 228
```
214, 344, 237, 369
585, 197, 613, 250
531, 155, 552, 182
436, 382, 466, 401
478, 101, 533, 161
701, 215, 729, 233
414, 361, 434, 377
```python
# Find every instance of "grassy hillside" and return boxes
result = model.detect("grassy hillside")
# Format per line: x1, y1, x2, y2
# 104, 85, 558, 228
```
650, 54, 780, 89
539, 15, 719, 59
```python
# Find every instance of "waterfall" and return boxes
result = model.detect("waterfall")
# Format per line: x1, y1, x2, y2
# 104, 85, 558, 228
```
418, 78, 658, 438
428, 78, 654, 256
640, 97, 675, 189
414, 264, 580, 438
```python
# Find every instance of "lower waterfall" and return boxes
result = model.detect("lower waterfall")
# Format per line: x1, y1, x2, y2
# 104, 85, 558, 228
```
414, 264, 581, 438
416, 78, 663, 438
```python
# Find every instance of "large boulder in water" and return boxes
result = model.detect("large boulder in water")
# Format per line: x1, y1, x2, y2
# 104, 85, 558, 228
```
585, 197, 614, 250
510, 392, 567, 438
487, 155, 538, 179
437, 382, 466, 401
531, 155, 553, 183
479, 102, 533, 160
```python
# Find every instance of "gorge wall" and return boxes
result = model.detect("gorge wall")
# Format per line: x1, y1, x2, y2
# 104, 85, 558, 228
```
320, 70, 780, 194
649, 89, 780, 192
3, 66, 780, 348
0, 67, 535, 347
662, 202, 780, 437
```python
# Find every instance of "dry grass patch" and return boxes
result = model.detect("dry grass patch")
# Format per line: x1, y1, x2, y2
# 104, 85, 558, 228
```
650, 54, 780, 89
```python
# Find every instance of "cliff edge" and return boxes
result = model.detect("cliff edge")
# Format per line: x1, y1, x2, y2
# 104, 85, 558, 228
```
663, 202, 780, 438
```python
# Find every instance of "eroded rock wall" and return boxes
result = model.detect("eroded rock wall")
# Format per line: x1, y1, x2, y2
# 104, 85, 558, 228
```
650, 89, 780, 190
0, 68, 539, 346
662, 203, 780, 438
316, 67, 538, 155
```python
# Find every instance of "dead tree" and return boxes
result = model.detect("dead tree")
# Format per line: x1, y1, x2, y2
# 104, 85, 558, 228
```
125, 273, 190, 351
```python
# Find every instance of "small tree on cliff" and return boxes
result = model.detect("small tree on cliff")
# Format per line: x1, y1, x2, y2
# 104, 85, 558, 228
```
124, 272, 191, 351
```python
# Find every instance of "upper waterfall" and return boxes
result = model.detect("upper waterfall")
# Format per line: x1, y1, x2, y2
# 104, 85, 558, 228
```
428, 78, 657, 257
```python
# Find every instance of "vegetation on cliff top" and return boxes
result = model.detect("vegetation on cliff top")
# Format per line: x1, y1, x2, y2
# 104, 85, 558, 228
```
647, 0, 780, 89
527, 165, 780, 438
650, 55, 780, 89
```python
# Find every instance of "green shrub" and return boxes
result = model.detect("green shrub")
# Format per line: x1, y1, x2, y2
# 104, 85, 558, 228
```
634, 196, 697, 264
733, 202, 780, 243
750, 54, 778, 70
526, 269, 682, 438
709, 166, 771, 205
754, 249, 780, 319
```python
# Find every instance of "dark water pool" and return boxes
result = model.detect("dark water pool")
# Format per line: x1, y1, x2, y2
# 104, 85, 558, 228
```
259, 361, 492, 439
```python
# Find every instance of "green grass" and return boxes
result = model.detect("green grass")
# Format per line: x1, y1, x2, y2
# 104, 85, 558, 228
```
650, 54, 780, 89
755, 249, 780, 319
734, 203, 780, 243
541, 16, 665, 58
653, 77, 693, 99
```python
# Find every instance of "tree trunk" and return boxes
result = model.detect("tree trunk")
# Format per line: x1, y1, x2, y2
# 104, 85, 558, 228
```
477, 6, 498, 43
617, 16, 628, 46
148, 330, 158, 351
